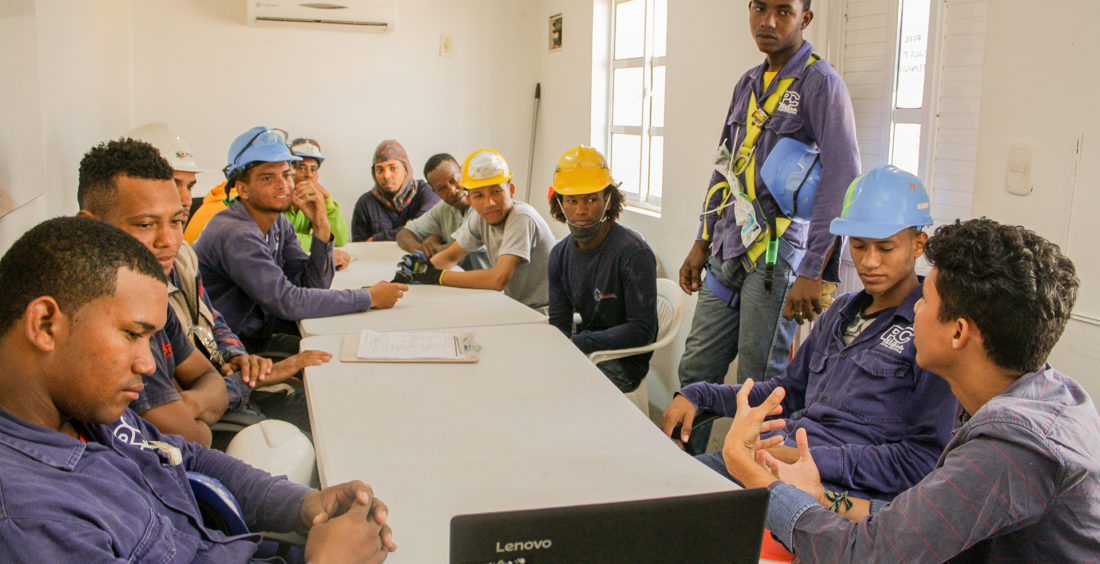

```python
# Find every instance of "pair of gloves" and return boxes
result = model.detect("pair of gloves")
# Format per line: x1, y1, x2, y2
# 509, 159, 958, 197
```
393, 250, 444, 285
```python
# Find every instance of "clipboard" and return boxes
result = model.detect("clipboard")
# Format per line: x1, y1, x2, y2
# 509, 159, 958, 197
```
339, 332, 480, 363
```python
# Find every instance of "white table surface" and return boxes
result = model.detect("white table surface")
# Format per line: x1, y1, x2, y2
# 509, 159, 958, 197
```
299, 242, 547, 337
302, 324, 743, 563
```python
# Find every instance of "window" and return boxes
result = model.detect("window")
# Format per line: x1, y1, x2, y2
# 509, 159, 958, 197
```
836, 0, 988, 292
889, 0, 930, 174
608, 0, 666, 210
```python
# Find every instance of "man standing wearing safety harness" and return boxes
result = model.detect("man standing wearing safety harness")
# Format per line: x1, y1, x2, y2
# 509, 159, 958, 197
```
677, 0, 859, 450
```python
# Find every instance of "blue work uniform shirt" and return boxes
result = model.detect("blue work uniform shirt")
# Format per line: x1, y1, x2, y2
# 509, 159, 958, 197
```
680, 285, 957, 499
698, 40, 860, 281
548, 223, 659, 384
194, 201, 372, 342
766, 366, 1100, 561
0, 408, 311, 562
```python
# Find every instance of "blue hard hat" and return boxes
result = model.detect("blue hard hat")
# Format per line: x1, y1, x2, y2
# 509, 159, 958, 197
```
760, 137, 821, 223
223, 126, 300, 180
829, 165, 933, 238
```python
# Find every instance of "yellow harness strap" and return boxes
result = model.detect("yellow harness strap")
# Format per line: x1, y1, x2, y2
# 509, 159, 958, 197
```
703, 55, 817, 260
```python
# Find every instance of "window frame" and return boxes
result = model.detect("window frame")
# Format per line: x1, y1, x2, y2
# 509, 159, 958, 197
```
607, 0, 666, 211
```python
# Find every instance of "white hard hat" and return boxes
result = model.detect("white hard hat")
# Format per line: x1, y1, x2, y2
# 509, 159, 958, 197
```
226, 419, 316, 487
126, 122, 211, 173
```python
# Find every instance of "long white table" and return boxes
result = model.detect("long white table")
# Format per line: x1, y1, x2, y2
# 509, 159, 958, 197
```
299, 242, 547, 337
302, 324, 741, 563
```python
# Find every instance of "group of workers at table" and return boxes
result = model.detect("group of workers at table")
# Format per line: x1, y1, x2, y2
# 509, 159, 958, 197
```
0, 1, 1097, 561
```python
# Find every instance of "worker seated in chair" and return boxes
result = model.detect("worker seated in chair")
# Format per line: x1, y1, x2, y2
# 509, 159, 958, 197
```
395, 153, 491, 271
546, 145, 658, 393
663, 166, 957, 504
194, 127, 407, 357
395, 148, 556, 311
0, 217, 395, 563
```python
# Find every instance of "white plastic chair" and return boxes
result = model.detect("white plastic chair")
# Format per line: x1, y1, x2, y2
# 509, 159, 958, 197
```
587, 278, 686, 417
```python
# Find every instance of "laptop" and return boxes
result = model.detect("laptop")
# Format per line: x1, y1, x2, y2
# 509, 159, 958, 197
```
450, 488, 770, 564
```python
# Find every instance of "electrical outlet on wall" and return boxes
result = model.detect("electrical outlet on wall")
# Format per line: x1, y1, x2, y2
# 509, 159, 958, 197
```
440, 35, 454, 57
1005, 142, 1034, 196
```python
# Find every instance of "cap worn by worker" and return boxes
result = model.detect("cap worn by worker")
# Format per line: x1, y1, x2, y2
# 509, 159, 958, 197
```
126, 122, 212, 173
829, 165, 933, 239
551, 145, 616, 197
461, 148, 513, 190
223, 126, 300, 180
290, 138, 325, 164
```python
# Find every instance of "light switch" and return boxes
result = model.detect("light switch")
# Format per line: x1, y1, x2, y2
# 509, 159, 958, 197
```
440, 35, 454, 57
1005, 143, 1033, 196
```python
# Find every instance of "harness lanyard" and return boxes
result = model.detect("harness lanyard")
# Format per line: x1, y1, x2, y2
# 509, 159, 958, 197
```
707, 54, 817, 290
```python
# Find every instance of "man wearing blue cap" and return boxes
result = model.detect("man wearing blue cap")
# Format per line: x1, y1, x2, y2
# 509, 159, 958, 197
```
664, 166, 956, 504
288, 137, 352, 271
195, 127, 407, 354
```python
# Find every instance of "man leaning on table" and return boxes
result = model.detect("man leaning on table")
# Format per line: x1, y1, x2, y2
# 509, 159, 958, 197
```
0, 217, 394, 563
395, 152, 491, 271
396, 148, 556, 310
193, 126, 407, 355
723, 218, 1100, 561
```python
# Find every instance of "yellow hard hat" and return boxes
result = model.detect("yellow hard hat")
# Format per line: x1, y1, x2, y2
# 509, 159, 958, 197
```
461, 148, 513, 189
551, 145, 615, 196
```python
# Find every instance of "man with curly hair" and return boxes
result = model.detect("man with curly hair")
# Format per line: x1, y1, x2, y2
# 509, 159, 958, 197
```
546, 146, 657, 393
723, 218, 1100, 561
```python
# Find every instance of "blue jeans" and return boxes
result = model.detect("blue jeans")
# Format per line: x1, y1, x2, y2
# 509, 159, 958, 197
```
678, 248, 798, 387
695, 451, 739, 483
677, 248, 798, 453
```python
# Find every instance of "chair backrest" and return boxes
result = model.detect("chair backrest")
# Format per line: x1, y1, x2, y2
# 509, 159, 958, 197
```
653, 278, 686, 348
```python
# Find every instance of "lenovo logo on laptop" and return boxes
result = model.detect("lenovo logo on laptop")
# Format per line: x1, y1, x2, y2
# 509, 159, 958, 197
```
451, 488, 769, 564
497, 538, 551, 553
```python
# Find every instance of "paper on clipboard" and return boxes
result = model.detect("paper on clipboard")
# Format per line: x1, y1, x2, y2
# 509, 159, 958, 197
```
357, 330, 462, 360
341, 330, 481, 363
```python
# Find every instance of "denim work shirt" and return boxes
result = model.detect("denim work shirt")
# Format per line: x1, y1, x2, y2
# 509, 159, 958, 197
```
194, 201, 371, 341
697, 40, 860, 281
766, 366, 1100, 561
680, 285, 957, 499
0, 408, 311, 562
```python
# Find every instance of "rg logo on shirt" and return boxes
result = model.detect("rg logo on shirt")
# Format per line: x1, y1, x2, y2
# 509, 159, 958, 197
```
778, 91, 801, 115
879, 325, 913, 353
161, 341, 173, 359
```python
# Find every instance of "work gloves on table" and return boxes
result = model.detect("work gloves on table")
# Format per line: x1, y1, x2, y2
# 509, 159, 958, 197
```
394, 250, 444, 285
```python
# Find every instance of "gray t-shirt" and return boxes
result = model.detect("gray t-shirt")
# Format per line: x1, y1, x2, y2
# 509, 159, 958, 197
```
405, 201, 491, 270
454, 201, 555, 309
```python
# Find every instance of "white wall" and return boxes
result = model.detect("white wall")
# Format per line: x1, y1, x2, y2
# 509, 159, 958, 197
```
970, 0, 1100, 400
130, 0, 539, 213
0, 0, 135, 254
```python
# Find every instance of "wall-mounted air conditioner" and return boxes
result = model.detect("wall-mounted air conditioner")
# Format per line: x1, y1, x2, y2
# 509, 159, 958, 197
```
246, 1, 396, 33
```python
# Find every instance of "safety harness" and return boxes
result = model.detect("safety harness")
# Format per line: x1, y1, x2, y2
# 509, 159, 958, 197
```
703, 53, 819, 294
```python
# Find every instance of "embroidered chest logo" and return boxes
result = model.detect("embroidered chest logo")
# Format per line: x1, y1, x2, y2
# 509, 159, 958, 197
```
777, 91, 801, 115
161, 341, 173, 359
879, 325, 913, 353
592, 287, 618, 302
112, 414, 153, 451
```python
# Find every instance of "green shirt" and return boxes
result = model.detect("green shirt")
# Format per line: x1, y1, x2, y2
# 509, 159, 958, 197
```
284, 197, 349, 248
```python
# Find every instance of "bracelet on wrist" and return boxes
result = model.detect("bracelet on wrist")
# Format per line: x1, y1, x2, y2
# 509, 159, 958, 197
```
824, 489, 852, 513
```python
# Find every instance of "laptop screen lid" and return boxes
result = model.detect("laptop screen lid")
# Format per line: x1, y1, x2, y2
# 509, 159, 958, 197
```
450, 487, 770, 564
